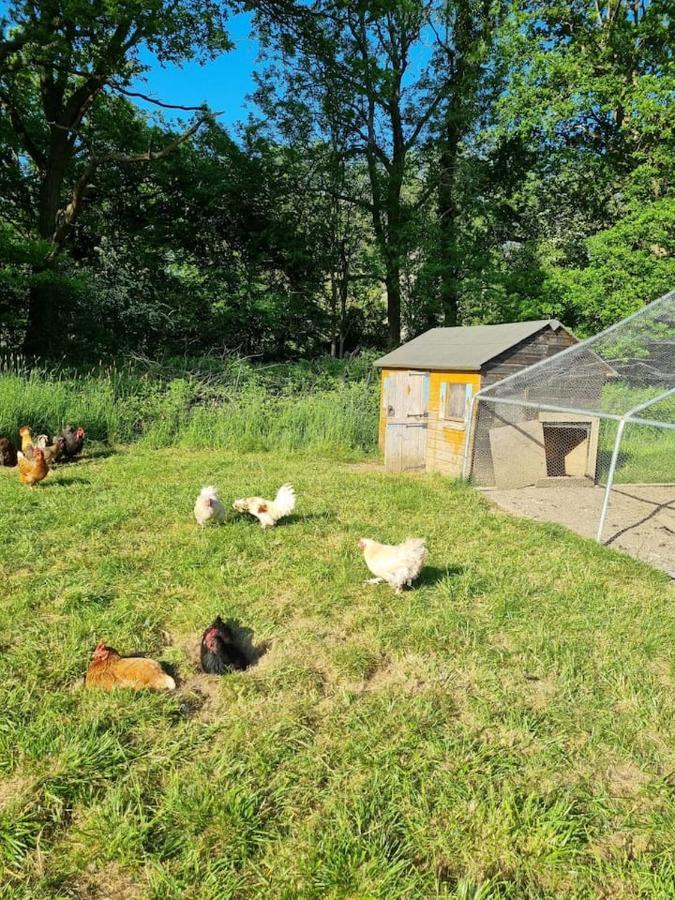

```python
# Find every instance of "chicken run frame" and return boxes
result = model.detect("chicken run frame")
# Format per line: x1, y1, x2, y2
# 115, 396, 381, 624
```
462, 290, 675, 559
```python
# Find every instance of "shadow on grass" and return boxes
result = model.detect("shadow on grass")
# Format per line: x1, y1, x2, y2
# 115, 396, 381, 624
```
41, 477, 92, 488
82, 445, 116, 460
231, 511, 336, 528
416, 564, 464, 588
161, 658, 181, 684
278, 511, 336, 526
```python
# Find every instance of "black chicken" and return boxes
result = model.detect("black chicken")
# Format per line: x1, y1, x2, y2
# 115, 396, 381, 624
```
200, 617, 249, 674
0, 437, 17, 467
57, 425, 85, 459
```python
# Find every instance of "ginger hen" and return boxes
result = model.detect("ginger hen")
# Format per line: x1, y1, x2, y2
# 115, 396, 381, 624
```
17, 446, 48, 486
85, 643, 176, 691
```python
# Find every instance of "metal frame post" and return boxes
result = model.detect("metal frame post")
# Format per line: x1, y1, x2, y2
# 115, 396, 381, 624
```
461, 393, 478, 481
596, 417, 626, 543
597, 385, 675, 542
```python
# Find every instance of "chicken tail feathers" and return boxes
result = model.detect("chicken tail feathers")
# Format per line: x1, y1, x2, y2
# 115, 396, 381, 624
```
272, 483, 296, 518
403, 537, 427, 565
403, 537, 427, 554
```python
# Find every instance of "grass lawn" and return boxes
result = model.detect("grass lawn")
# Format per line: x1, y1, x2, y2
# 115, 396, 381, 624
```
0, 448, 674, 898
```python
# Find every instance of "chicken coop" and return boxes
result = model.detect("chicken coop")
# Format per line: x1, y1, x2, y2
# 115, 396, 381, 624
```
375, 320, 583, 477
463, 291, 675, 572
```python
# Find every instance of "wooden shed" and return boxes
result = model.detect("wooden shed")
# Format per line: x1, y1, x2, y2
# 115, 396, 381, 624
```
375, 320, 583, 477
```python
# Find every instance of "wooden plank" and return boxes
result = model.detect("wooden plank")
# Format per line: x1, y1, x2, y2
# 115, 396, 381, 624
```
383, 370, 429, 470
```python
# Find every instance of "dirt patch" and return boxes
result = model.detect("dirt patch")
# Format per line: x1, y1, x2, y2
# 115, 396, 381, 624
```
605, 762, 649, 798
351, 652, 457, 698
482, 483, 675, 576
0, 774, 34, 811
592, 830, 651, 862
523, 673, 558, 709
177, 674, 225, 722
71, 862, 145, 899
341, 461, 386, 473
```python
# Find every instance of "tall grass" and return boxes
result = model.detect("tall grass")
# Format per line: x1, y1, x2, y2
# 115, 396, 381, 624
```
0, 354, 380, 457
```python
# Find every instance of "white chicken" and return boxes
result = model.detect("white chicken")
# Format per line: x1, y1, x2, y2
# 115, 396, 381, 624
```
358, 537, 427, 593
193, 485, 226, 526
233, 483, 296, 528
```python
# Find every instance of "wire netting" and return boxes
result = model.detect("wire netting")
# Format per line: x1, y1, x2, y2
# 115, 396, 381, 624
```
465, 290, 675, 574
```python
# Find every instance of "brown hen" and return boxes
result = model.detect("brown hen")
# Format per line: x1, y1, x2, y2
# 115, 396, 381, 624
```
85, 643, 176, 691
17, 447, 48, 486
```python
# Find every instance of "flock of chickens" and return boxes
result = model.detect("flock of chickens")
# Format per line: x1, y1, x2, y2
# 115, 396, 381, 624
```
4, 425, 428, 691
0, 424, 85, 484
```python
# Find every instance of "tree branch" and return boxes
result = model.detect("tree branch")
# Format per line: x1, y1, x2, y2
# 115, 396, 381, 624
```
404, 84, 448, 151
49, 113, 216, 253
107, 83, 209, 112
0, 30, 30, 64
0, 93, 46, 169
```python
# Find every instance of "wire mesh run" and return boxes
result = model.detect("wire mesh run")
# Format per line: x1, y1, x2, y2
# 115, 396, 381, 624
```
463, 290, 675, 574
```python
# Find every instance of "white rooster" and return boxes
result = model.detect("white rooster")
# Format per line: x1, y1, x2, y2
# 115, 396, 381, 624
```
358, 537, 427, 593
233, 483, 296, 528
193, 485, 226, 526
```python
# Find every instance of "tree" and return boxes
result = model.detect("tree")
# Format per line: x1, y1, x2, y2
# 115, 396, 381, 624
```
478, 0, 675, 328
431, 0, 501, 326
257, 0, 457, 347
0, 0, 229, 354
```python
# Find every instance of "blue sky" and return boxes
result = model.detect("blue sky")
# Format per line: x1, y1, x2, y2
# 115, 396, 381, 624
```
0, 2, 260, 129
128, 12, 260, 129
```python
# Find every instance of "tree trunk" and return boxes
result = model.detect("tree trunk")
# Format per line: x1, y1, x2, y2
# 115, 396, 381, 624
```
385, 264, 402, 347
437, 124, 461, 327
329, 273, 337, 357
24, 144, 69, 356
338, 268, 348, 358
23, 277, 60, 356
435, 0, 487, 329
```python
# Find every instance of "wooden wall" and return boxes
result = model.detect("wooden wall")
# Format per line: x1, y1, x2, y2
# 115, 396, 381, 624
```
480, 327, 577, 387
471, 327, 579, 484
379, 367, 480, 475
425, 371, 481, 476
378, 369, 393, 450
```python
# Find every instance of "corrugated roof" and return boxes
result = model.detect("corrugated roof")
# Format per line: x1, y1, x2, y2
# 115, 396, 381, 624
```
374, 320, 565, 371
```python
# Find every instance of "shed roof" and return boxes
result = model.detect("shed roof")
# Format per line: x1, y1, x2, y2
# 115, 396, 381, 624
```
374, 320, 566, 372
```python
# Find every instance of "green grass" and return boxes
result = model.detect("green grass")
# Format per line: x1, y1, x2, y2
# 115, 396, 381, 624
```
598, 384, 675, 484
0, 354, 379, 455
597, 419, 675, 484
0, 448, 674, 898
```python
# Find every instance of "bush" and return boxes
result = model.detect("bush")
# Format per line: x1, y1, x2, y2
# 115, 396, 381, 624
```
0, 354, 380, 457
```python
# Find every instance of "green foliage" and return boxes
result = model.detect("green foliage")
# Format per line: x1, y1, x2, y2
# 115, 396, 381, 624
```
546, 198, 675, 332
0, 0, 673, 356
0, 355, 380, 456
